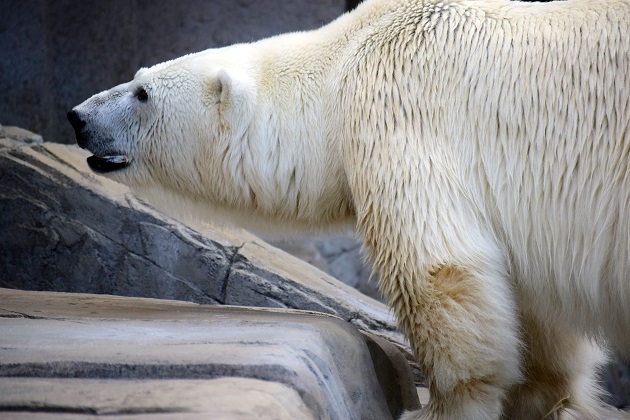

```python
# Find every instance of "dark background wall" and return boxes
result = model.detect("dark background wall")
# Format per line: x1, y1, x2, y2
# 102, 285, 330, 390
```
0, 0, 346, 145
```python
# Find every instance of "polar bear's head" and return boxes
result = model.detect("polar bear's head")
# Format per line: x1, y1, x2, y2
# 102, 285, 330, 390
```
68, 47, 354, 231
68, 50, 254, 181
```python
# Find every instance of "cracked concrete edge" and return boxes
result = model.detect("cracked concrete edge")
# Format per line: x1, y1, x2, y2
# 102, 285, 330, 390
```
0, 287, 347, 322
220, 243, 245, 303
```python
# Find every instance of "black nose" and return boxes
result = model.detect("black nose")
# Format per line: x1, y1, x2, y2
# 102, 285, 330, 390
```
67, 110, 87, 147
67, 110, 85, 131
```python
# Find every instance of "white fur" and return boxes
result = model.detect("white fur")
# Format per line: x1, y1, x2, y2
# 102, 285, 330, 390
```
72, 0, 630, 417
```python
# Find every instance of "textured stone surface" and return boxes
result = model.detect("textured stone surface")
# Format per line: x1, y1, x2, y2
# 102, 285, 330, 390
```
268, 235, 381, 302
0, 0, 344, 145
0, 123, 43, 151
0, 288, 420, 419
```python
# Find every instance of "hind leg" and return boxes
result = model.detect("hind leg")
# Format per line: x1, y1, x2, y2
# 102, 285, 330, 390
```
504, 313, 608, 419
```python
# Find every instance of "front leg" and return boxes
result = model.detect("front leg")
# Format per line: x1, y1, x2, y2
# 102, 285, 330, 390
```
394, 257, 522, 419
345, 124, 523, 417
357, 188, 523, 418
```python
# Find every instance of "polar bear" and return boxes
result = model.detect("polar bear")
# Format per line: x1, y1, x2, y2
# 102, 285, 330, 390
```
68, 0, 630, 417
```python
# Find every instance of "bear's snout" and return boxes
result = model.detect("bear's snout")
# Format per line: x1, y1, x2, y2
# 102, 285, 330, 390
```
67, 109, 88, 148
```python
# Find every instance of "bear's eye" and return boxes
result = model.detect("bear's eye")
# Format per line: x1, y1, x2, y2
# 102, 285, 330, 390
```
134, 87, 149, 102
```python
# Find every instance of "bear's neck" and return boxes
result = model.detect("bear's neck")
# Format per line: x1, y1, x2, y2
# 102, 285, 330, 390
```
232, 0, 408, 231
233, 32, 357, 231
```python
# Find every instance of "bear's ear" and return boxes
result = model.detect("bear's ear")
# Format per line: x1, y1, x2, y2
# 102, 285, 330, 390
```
217, 69, 234, 105
205, 68, 255, 130
204, 69, 237, 106
134, 67, 149, 79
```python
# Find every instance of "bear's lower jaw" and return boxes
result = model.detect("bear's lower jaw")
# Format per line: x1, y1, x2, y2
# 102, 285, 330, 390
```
87, 155, 130, 173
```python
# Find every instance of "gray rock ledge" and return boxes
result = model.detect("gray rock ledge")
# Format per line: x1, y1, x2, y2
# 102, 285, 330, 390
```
0, 287, 420, 419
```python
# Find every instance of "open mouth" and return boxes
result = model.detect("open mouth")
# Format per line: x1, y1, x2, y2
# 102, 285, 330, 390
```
87, 155, 131, 173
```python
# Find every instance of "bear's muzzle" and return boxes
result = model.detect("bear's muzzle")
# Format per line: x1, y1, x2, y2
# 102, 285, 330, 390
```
67, 109, 131, 174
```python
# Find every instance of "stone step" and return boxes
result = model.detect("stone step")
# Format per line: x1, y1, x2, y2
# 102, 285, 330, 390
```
0, 288, 420, 419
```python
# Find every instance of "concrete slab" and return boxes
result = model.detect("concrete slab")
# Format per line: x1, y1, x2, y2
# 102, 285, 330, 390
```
0, 288, 420, 419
